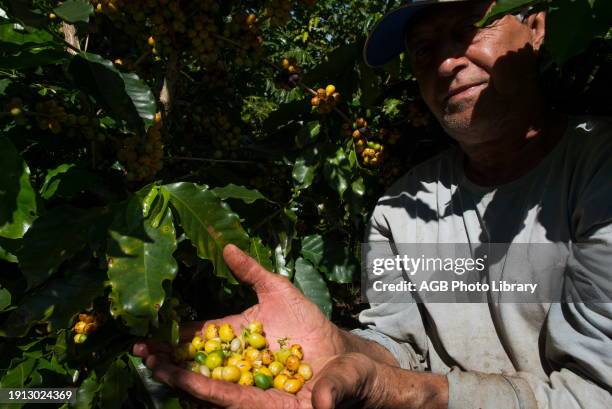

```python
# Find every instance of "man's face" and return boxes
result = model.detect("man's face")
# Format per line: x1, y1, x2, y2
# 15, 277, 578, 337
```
405, 1, 544, 142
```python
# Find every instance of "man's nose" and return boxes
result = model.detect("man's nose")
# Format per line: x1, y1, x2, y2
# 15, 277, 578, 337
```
436, 42, 470, 77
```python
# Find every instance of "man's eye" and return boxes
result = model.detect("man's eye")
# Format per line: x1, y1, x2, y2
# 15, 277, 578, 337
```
414, 45, 431, 58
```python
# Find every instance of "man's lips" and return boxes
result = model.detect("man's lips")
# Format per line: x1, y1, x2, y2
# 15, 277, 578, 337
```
444, 82, 487, 102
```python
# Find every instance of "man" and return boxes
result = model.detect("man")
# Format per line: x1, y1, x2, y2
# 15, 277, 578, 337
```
134, 1, 612, 408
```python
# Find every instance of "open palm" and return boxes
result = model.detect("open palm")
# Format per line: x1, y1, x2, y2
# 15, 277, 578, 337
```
133, 244, 345, 408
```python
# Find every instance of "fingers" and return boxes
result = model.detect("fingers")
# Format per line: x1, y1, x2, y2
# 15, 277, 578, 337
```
310, 354, 371, 409
143, 355, 292, 409
133, 340, 174, 357
310, 377, 339, 409
223, 244, 294, 296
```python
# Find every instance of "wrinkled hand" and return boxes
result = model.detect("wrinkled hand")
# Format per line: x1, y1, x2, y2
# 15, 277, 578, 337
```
133, 243, 347, 408
133, 348, 378, 409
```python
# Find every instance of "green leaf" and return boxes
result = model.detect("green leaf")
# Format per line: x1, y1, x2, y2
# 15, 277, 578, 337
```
293, 145, 321, 190
2, 0, 47, 28
0, 269, 107, 337
0, 22, 54, 46
0, 237, 19, 263
351, 178, 366, 197
476, 0, 541, 27
301, 235, 324, 267
293, 258, 332, 318
263, 100, 311, 133
129, 355, 181, 409
248, 237, 274, 272
107, 203, 178, 336
69, 52, 156, 130
53, 0, 94, 23
40, 164, 101, 200
382, 98, 403, 119
0, 47, 67, 69
71, 371, 98, 409
359, 62, 381, 108
547, 0, 597, 64
0, 288, 12, 312
319, 242, 355, 284
212, 183, 272, 204
0, 78, 11, 95
303, 42, 359, 85
98, 358, 132, 409
162, 183, 250, 284
0, 136, 37, 240
274, 243, 293, 280
295, 121, 321, 148
17, 206, 109, 289
323, 147, 351, 199
0, 358, 37, 388
292, 157, 317, 190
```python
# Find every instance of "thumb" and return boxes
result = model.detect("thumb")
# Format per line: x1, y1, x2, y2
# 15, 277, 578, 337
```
223, 243, 293, 296
311, 376, 340, 409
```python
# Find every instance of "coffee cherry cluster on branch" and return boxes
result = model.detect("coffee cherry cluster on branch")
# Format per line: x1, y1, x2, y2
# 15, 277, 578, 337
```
194, 111, 242, 153
184, 12, 219, 65
5, 97, 106, 141
223, 13, 264, 67
266, 0, 293, 26
73, 312, 106, 344
276, 57, 301, 89
350, 118, 386, 168
117, 113, 164, 181
93, 0, 224, 65
175, 321, 313, 394
310, 85, 341, 114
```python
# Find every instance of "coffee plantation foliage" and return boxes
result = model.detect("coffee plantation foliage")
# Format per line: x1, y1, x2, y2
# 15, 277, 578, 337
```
0, 0, 609, 407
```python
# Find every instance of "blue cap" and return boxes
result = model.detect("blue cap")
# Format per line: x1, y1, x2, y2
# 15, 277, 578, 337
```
363, 0, 470, 67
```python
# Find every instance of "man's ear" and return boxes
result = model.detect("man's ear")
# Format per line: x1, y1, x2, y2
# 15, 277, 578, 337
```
527, 11, 546, 53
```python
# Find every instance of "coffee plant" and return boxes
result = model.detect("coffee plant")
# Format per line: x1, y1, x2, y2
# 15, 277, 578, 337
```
0, 0, 609, 407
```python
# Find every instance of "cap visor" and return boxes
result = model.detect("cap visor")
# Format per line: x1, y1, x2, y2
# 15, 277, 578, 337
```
363, 0, 469, 68
363, 4, 427, 68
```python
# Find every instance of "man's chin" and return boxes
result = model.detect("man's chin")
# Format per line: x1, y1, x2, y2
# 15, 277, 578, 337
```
441, 110, 476, 133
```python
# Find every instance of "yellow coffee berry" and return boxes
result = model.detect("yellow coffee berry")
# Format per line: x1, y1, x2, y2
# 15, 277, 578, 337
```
297, 363, 313, 381
238, 371, 254, 386
273, 374, 289, 390
204, 323, 219, 340
268, 361, 284, 376
283, 378, 303, 394
73, 321, 87, 334
204, 339, 222, 353
290, 344, 303, 360
255, 367, 273, 378
191, 336, 206, 351
236, 360, 252, 372
219, 323, 234, 342
211, 367, 224, 380
285, 355, 300, 372
244, 347, 261, 362
222, 366, 241, 383
247, 320, 264, 334
261, 349, 273, 365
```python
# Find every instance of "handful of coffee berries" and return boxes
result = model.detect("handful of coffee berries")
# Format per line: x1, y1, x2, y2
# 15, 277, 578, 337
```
174, 321, 313, 394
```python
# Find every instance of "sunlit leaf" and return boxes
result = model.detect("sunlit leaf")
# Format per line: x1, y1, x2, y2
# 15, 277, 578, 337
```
163, 183, 250, 284
107, 203, 177, 336
0, 136, 37, 240
293, 257, 332, 318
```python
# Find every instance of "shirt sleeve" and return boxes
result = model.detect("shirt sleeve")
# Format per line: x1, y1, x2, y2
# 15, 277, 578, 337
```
350, 199, 429, 371
448, 120, 612, 409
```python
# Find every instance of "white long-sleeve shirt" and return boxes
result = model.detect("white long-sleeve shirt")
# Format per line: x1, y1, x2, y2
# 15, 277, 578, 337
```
352, 116, 612, 408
